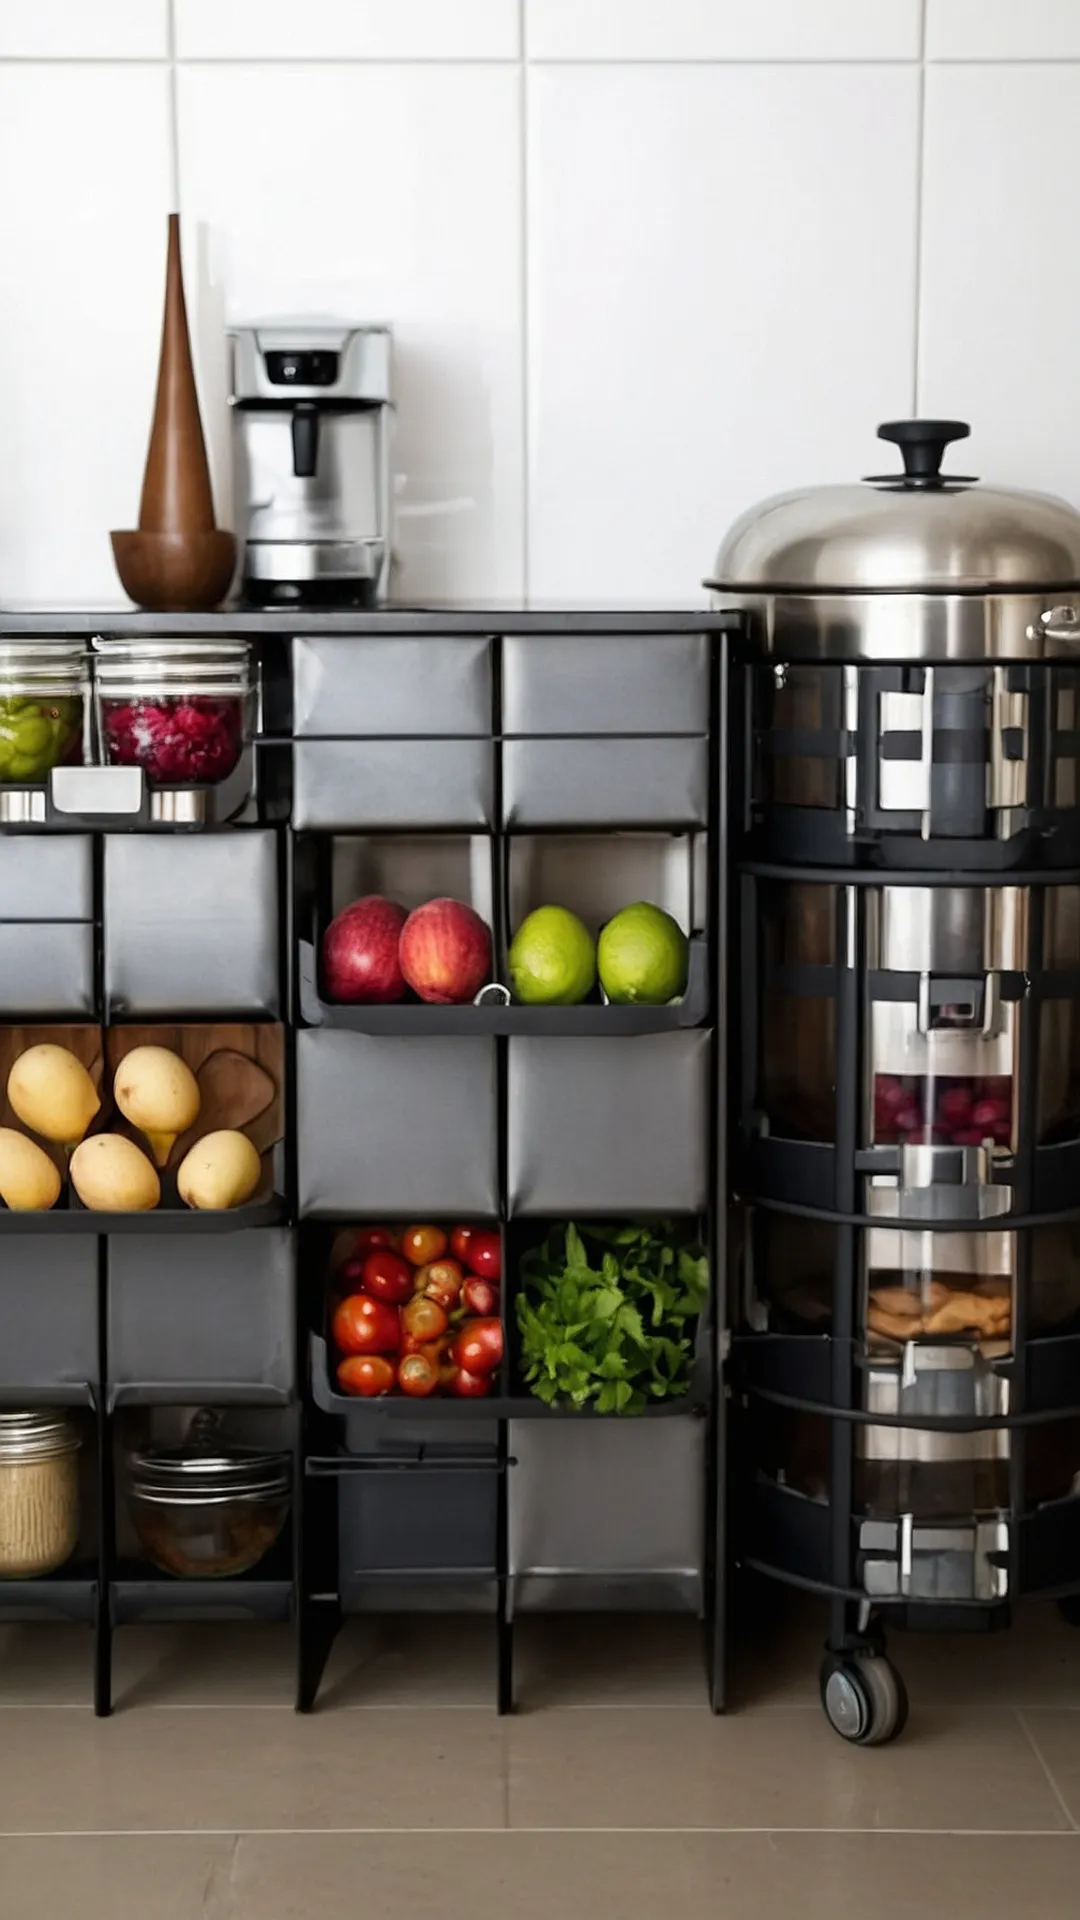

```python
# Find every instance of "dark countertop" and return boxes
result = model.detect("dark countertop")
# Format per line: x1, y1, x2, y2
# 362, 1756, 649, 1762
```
0, 601, 737, 637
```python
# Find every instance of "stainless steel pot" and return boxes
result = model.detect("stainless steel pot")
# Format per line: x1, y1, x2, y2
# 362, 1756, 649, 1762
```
707, 419, 1080, 658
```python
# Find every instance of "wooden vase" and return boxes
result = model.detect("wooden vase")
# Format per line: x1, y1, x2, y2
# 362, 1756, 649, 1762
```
111, 214, 235, 611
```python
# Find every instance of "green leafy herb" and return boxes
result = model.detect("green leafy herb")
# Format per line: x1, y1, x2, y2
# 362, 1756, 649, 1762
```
516, 1221, 708, 1414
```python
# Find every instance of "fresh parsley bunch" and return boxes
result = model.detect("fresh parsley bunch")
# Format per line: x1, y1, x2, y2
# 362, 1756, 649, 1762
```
516, 1221, 708, 1414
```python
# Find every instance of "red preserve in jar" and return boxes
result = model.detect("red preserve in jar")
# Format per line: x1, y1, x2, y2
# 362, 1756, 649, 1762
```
873, 1073, 1013, 1148
93, 640, 252, 788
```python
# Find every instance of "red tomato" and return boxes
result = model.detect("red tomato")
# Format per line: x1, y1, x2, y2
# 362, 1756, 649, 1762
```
454, 1317, 503, 1377
452, 1365, 492, 1398
419, 1258, 464, 1310
449, 1224, 475, 1266
362, 1250, 414, 1306
401, 1223, 448, 1267
401, 1295, 449, 1342
398, 1352, 439, 1397
337, 1354, 395, 1398
352, 1226, 398, 1258
465, 1230, 501, 1282
332, 1292, 401, 1357
461, 1277, 499, 1318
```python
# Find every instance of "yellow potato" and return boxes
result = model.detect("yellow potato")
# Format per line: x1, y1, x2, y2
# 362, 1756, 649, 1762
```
7, 1044, 99, 1146
0, 1128, 62, 1210
177, 1130, 262, 1211
113, 1046, 200, 1167
70, 1134, 160, 1212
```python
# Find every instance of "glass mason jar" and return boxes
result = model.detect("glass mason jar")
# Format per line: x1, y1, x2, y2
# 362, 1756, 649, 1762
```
0, 1410, 81, 1579
0, 641, 89, 784
125, 1411, 290, 1579
93, 639, 253, 788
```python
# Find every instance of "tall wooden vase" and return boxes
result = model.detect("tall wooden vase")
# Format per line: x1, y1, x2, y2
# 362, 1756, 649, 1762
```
111, 214, 236, 611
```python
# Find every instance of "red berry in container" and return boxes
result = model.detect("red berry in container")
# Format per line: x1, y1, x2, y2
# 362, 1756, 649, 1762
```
971, 1097, 1010, 1131
102, 695, 245, 787
938, 1085, 974, 1127
875, 1076, 908, 1115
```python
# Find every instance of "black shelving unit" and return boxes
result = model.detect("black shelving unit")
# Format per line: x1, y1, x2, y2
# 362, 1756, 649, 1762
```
0, 607, 738, 1717
731, 633, 1080, 1744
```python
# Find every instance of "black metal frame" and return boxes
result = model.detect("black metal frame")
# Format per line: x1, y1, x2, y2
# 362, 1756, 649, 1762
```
731, 637, 1080, 1679
0, 607, 738, 1717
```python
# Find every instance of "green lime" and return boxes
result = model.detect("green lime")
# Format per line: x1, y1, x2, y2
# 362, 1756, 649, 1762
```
597, 903, 689, 1006
509, 905, 597, 1005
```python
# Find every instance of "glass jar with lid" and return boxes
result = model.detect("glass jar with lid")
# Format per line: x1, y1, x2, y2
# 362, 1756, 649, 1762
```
0, 641, 89, 784
93, 639, 253, 788
0, 1411, 82, 1579
125, 1409, 290, 1578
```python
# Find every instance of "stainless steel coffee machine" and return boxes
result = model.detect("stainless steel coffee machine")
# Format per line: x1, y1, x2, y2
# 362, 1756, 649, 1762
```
229, 324, 392, 605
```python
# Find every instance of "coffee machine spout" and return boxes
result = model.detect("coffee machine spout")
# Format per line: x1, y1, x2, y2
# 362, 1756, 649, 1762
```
291, 403, 319, 479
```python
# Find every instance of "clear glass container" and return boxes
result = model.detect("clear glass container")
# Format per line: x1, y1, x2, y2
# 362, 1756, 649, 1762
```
0, 1410, 81, 1578
0, 641, 89, 784
93, 639, 252, 788
125, 1411, 289, 1579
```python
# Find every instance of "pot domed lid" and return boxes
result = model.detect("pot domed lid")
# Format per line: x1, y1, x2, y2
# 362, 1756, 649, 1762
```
707, 421, 1080, 593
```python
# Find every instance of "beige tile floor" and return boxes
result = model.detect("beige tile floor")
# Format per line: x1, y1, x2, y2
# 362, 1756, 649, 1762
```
1, 1601, 1079, 1917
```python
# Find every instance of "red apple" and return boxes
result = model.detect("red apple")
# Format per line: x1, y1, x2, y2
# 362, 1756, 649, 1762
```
398, 898, 492, 1006
323, 895, 408, 1004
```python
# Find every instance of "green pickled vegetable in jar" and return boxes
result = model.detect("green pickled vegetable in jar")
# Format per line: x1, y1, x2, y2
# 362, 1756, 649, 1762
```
0, 694, 83, 783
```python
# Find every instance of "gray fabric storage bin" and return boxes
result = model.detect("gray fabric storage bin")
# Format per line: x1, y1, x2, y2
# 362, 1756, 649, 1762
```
508, 1421, 705, 1612
106, 1231, 295, 1405
0, 1238, 98, 1402
502, 633, 710, 736
292, 635, 492, 738
507, 1031, 710, 1215
0, 834, 95, 1015
297, 1030, 499, 1216
103, 830, 279, 1017
293, 739, 493, 830
502, 737, 708, 829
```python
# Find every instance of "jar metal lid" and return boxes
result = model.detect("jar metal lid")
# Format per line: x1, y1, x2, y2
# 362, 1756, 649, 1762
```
128, 1410, 290, 1504
0, 1411, 82, 1462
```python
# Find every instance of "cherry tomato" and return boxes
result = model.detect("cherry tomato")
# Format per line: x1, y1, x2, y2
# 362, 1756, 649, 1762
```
419, 1258, 464, 1310
465, 1230, 501, 1283
452, 1365, 492, 1398
449, 1224, 475, 1266
337, 1354, 395, 1398
401, 1295, 449, 1342
398, 1352, 439, 1398
401, 1223, 448, 1267
461, 1277, 499, 1318
332, 1292, 401, 1357
454, 1317, 503, 1377
352, 1226, 398, 1257
362, 1249, 414, 1306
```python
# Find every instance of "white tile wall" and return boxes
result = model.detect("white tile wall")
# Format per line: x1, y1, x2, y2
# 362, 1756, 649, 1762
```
526, 1, 921, 62
926, 0, 1080, 61
0, 63, 171, 605
174, 0, 521, 62
0, 0, 167, 58
177, 61, 524, 601
526, 63, 919, 600
918, 62, 1080, 507
1, 3, 1080, 607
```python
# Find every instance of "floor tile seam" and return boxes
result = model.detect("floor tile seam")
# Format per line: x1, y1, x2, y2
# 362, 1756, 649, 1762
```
2, 1826, 1080, 1840
1016, 1710, 1080, 1833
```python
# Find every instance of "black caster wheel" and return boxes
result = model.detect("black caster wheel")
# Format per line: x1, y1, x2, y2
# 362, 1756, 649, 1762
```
1057, 1596, 1080, 1628
820, 1652, 909, 1746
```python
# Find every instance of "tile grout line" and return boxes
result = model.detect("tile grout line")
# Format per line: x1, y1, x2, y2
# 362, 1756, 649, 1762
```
1016, 1710, 1080, 1833
2, 56, 1080, 68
